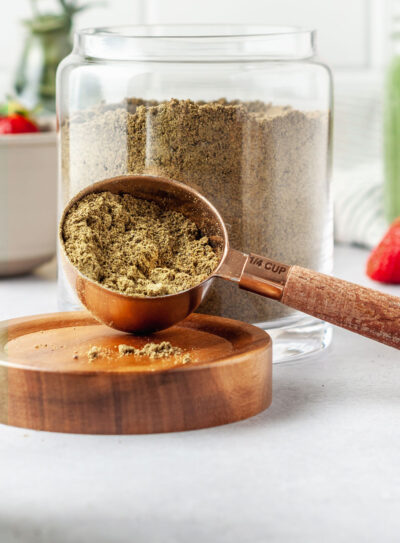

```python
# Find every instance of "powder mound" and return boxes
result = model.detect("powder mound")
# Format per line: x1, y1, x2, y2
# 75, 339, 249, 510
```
85, 342, 191, 362
62, 191, 219, 297
118, 341, 187, 360
87, 346, 101, 360
87, 345, 112, 360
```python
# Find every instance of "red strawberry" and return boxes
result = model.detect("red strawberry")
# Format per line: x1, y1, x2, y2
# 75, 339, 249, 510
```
366, 218, 400, 283
0, 114, 39, 134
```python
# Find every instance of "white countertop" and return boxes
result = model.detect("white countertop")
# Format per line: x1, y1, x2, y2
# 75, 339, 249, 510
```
0, 245, 399, 543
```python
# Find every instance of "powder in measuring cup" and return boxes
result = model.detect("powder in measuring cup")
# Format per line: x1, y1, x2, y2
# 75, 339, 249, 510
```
62, 191, 219, 297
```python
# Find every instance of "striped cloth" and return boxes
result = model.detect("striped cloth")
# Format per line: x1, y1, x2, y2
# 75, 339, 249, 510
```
333, 162, 388, 248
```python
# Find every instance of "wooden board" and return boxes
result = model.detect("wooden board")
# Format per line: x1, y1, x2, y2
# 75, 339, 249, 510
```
0, 312, 272, 434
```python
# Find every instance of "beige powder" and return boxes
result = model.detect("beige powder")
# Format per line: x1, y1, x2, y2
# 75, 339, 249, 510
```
85, 342, 191, 362
61, 98, 330, 322
118, 341, 187, 360
62, 191, 219, 297
87, 346, 101, 360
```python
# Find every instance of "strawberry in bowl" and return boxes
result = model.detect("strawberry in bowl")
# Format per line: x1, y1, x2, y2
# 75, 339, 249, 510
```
0, 100, 39, 134
0, 98, 56, 276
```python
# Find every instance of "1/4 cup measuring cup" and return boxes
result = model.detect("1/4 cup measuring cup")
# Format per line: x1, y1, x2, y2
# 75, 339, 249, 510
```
59, 175, 400, 350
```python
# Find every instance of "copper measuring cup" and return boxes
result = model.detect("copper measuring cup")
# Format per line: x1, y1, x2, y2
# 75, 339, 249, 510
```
60, 175, 400, 350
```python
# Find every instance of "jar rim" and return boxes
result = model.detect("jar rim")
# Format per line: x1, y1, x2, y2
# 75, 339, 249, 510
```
75, 24, 316, 61
78, 24, 314, 39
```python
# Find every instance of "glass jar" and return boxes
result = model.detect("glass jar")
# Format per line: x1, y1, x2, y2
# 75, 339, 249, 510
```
57, 25, 333, 362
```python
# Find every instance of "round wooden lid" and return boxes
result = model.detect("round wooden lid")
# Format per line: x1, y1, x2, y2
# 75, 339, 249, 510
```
0, 312, 272, 434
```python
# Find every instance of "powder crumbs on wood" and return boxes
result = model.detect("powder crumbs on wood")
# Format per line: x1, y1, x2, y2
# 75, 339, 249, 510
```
87, 345, 114, 361
87, 346, 101, 360
118, 341, 191, 362
85, 342, 191, 363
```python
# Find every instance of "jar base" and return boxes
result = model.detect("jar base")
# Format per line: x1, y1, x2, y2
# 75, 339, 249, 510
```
256, 317, 332, 363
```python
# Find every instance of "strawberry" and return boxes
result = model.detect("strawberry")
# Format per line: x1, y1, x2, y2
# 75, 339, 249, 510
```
0, 114, 39, 134
0, 98, 40, 134
366, 218, 400, 283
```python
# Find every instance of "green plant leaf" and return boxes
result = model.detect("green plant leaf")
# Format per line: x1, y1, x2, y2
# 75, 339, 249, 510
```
24, 14, 71, 33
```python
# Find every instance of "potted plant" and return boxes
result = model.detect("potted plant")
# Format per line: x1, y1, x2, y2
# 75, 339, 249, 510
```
14, 0, 94, 113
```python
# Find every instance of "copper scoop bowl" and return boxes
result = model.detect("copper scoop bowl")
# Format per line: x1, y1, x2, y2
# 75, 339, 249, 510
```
60, 175, 400, 350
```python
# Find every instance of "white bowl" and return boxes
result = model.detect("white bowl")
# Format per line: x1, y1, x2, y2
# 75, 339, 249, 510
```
0, 130, 57, 276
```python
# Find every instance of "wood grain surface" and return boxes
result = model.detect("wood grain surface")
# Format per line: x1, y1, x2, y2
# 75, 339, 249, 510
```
0, 312, 272, 434
282, 266, 400, 350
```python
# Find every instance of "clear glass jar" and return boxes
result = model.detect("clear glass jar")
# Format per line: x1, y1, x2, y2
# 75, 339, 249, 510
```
57, 25, 333, 362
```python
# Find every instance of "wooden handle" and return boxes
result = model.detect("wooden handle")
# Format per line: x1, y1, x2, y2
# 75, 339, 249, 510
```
236, 253, 400, 349
281, 266, 400, 350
